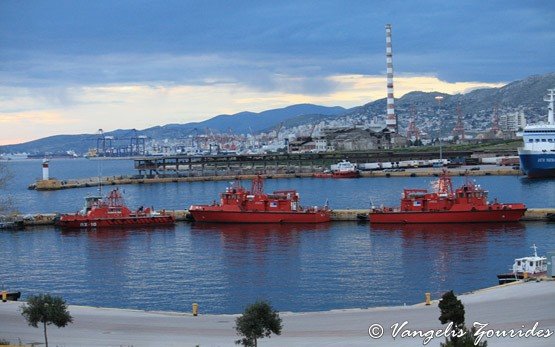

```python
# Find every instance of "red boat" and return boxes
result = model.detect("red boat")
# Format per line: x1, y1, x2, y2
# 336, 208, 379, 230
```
57, 188, 175, 228
189, 176, 331, 223
369, 171, 527, 224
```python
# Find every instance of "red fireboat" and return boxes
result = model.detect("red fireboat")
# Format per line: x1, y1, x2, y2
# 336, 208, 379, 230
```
57, 188, 175, 228
189, 176, 331, 223
369, 171, 527, 224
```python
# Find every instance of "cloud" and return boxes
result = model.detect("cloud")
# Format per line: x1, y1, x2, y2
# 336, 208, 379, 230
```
0, 1, 552, 146
0, 74, 504, 145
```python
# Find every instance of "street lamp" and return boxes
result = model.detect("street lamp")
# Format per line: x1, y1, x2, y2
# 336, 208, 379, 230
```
434, 95, 444, 164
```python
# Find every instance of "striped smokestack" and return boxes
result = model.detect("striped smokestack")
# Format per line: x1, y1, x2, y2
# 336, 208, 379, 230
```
385, 24, 397, 132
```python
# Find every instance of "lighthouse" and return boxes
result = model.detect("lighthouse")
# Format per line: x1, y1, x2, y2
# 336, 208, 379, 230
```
42, 159, 49, 180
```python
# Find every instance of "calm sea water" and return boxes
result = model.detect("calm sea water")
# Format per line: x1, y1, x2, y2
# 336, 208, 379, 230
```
1, 159, 554, 313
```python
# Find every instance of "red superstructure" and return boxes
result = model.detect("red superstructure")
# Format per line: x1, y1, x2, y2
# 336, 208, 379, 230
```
189, 176, 331, 223
57, 188, 175, 228
370, 171, 527, 224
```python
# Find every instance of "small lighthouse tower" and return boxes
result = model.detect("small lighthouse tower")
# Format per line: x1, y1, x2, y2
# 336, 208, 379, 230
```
42, 159, 49, 180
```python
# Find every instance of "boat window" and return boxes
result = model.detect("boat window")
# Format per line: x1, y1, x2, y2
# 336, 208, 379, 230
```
535, 139, 540, 142
517, 261, 521, 266
530, 261, 534, 266
541, 139, 547, 142
528, 139, 533, 143
549, 139, 553, 142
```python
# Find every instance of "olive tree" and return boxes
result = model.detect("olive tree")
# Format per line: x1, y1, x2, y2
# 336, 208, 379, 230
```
235, 300, 282, 347
20, 294, 73, 347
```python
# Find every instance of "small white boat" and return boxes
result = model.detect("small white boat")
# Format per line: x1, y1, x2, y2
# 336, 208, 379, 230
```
497, 244, 547, 284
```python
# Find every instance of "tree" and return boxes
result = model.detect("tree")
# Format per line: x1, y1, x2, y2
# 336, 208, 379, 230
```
235, 300, 282, 347
438, 290, 465, 330
20, 294, 73, 347
0, 162, 14, 215
438, 290, 487, 347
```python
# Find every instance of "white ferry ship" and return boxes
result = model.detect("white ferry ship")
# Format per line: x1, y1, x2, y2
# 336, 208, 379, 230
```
518, 89, 555, 178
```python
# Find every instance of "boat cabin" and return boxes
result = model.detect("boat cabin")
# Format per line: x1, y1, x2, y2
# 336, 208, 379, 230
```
512, 245, 547, 274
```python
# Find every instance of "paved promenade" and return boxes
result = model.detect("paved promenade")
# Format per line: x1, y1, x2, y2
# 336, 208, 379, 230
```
1, 281, 554, 346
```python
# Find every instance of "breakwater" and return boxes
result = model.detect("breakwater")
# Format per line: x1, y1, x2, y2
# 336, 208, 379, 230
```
12, 208, 555, 226
29, 166, 520, 190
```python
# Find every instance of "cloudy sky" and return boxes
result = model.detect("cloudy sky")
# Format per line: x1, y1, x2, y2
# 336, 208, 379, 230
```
1, 0, 554, 145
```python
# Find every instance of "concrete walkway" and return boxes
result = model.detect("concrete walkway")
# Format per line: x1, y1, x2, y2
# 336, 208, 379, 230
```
1, 281, 554, 346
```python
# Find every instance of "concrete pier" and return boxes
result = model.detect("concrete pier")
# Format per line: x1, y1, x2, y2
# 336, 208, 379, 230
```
0, 280, 553, 346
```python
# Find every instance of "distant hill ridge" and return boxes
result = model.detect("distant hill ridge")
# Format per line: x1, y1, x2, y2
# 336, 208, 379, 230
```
1, 72, 554, 154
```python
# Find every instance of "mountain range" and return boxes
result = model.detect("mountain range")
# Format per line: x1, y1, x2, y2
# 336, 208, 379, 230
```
1, 72, 554, 155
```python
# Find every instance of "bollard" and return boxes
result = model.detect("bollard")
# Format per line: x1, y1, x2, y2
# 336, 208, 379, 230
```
192, 303, 198, 316
425, 292, 431, 305
523, 272, 529, 279
1, 291, 7, 302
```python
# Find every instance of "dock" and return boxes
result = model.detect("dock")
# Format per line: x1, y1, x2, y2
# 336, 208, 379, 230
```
12, 208, 555, 226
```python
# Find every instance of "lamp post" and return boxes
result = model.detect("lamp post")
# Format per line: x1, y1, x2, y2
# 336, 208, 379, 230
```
434, 95, 444, 164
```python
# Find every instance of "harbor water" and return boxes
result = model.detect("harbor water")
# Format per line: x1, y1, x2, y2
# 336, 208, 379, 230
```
1, 159, 555, 313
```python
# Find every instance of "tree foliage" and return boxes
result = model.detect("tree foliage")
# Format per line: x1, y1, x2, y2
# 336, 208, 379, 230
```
20, 294, 73, 347
0, 162, 14, 215
235, 300, 282, 347
438, 290, 465, 329
438, 290, 487, 347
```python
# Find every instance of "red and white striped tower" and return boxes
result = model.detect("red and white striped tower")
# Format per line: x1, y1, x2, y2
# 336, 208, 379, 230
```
385, 24, 397, 132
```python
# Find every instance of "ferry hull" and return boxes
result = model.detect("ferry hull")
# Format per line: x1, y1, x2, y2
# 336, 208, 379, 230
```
369, 209, 526, 224
190, 210, 331, 223
57, 216, 175, 228
518, 151, 555, 178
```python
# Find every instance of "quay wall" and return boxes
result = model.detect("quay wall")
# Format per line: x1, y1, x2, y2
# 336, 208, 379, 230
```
11, 208, 555, 226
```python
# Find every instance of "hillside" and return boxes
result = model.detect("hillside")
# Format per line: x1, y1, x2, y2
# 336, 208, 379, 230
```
0, 104, 347, 154
1, 72, 554, 155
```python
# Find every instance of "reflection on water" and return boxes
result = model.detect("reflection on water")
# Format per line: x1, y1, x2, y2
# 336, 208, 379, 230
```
1, 221, 553, 314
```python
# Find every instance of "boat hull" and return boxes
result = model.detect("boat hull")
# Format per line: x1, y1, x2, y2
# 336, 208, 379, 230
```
518, 150, 555, 178
332, 171, 360, 178
189, 210, 331, 223
369, 209, 526, 224
57, 216, 175, 228
497, 271, 546, 285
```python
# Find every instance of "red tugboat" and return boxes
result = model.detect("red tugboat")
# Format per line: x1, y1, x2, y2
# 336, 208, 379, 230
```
57, 188, 175, 228
189, 176, 331, 223
369, 171, 527, 224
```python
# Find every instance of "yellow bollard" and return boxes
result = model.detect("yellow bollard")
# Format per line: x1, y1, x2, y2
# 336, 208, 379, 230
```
523, 272, 529, 279
1, 291, 7, 302
192, 303, 198, 316
425, 292, 431, 305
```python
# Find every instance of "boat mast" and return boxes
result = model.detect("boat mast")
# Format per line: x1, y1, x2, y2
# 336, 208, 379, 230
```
97, 128, 103, 196
251, 175, 264, 195
532, 243, 538, 257
545, 89, 554, 125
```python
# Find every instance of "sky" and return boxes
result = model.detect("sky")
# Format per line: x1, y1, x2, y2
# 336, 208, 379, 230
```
1, 0, 554, 145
